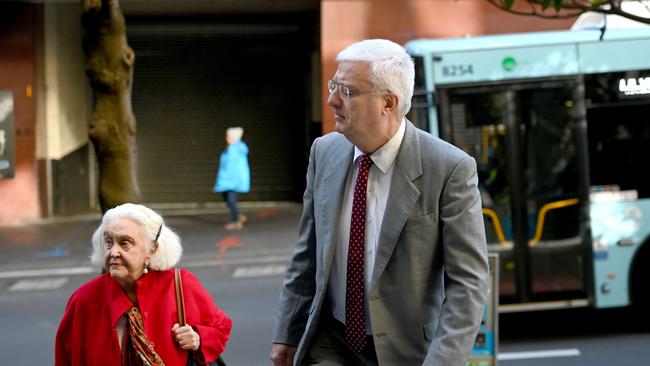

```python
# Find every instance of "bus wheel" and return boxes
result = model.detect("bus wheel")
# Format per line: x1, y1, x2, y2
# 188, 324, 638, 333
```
630, 240, 650, 330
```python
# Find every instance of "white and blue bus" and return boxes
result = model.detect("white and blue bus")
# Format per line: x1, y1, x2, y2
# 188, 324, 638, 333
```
405, 27, 650, 314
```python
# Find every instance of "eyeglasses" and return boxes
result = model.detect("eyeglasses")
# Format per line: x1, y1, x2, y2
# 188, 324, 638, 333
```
328, 80, 377, 100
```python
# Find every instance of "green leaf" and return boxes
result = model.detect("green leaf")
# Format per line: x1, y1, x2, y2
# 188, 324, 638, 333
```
553, 0, 564, 11
542, 0, 553, 10
504, 0, 515, 10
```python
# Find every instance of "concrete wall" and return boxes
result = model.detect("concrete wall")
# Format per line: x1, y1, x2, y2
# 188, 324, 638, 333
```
36, 3, 90, 219
38, 3, 88, 162
320, 0, 576, 133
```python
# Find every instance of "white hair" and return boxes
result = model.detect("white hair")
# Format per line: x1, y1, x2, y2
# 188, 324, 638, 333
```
336, 39, 415, 116
90, 203, 182, 270
226, 127, 244, 142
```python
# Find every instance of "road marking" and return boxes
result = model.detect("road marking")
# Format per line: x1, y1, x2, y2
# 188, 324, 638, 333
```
0, 266, 94, 279
9, 277, 69, 291
232, 264, 287, 278
0, 254, 292, 280
185, 254, 291, 268
36, 245, 69, 258
498, 348, 581, 360
215, 236, 244, 263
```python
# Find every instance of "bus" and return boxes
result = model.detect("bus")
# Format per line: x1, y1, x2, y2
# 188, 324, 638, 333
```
405, 27, 650, 313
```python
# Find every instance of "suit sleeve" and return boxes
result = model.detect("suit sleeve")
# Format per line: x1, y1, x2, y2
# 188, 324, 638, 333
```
425, 155, 489, 366
182, 270, 233, 364
271, 138, 319, 346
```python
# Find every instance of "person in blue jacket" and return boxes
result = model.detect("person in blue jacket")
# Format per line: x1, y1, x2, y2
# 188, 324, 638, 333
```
214, 127, 250, 230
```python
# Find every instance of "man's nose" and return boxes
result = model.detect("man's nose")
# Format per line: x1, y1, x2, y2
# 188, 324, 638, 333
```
327, 89, 340, 107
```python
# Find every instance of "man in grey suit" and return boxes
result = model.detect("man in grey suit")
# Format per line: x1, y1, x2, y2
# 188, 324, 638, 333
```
270, 39, 488, 366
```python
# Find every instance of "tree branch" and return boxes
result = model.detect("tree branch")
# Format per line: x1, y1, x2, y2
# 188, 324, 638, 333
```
485, 0, 650, 24
485, 0, 583, 18
608, 1, 650, 23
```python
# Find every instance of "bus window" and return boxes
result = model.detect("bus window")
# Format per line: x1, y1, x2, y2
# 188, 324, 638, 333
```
520, 87, 583, 298
586, 71, 650, 198
448, 92, 511, 207
588, 108, 650, 198
521, 88, 578, 203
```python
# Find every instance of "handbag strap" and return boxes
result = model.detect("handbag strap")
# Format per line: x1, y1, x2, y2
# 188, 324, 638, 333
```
173, 268, 187, 326
174, 269, 226, 366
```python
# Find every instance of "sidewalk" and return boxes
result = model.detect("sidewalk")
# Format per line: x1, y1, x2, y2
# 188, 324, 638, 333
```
0, 203, 302, 274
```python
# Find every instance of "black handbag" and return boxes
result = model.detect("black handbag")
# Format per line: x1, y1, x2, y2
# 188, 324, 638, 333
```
174, 269, 227, 366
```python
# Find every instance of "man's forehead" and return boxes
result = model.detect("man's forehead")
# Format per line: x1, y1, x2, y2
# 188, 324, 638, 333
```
335, 61, 371, 83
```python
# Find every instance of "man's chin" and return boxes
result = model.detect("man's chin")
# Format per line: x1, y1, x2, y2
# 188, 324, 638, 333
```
335, 121, 348, 134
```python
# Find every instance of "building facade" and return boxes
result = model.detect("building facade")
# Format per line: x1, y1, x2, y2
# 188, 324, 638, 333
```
0, 0, 574, 225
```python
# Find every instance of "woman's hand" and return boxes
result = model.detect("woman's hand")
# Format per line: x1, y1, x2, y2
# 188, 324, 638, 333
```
172, 323, 200, 351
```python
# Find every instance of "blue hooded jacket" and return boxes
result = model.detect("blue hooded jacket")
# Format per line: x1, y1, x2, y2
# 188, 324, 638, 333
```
214, 140, 250, 193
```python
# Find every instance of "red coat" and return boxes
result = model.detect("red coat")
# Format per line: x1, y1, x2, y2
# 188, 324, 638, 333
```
55, 269, 232, 366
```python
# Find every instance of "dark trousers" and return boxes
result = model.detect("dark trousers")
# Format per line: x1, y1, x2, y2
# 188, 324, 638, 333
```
222, 191, 239, 222
304, 309, 378, 366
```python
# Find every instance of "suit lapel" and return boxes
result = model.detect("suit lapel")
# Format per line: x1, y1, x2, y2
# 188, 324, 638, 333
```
320, 141, 353, 279
370, 121, 423, 291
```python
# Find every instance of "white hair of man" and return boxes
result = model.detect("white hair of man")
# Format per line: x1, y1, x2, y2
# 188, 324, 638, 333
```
226, 127, 244, 142
336, 39, 415, 116
90, 203, 183, 270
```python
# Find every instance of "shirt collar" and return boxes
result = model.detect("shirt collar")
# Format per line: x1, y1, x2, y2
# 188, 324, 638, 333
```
354, 118, 406, 174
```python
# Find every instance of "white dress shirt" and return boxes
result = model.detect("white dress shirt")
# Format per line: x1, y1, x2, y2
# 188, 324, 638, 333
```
327, 119, 406, 333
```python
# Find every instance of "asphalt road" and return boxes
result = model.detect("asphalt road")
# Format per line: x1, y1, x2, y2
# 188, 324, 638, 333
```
1, 260, 650, 365
0, 204, 648, 365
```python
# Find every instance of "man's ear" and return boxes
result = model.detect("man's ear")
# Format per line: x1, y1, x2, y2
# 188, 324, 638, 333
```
383, 94, 399, 114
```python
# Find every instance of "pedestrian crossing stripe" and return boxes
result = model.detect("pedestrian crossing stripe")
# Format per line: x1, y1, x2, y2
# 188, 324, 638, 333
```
232, 265, 287, 278
9, 278, 69, 292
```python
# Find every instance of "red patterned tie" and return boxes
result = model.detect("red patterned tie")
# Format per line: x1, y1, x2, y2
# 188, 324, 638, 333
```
345, 154, 373, 354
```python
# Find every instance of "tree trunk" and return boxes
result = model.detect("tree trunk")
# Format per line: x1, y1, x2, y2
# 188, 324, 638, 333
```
82, 0, 141, 212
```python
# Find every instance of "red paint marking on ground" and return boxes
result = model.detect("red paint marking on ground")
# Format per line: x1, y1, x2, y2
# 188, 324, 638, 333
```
215, 236, 243, 270
255, 208, 279, 219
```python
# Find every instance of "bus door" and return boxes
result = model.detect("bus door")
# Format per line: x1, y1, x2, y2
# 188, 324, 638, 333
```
437, 81, 591, 305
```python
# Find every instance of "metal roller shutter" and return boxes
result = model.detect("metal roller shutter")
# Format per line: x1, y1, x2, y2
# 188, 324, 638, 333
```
127, 18, 314, 205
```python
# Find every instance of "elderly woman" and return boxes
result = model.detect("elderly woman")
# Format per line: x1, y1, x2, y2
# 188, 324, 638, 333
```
55, 203, 232, 365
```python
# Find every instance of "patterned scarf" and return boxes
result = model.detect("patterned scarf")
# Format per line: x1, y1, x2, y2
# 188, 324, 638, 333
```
122, 307, 165, 366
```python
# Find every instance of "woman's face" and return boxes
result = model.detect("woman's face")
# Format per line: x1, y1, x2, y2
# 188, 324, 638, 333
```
103, 218, 155, 289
